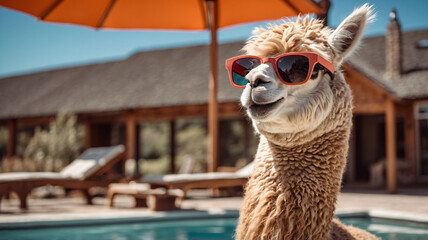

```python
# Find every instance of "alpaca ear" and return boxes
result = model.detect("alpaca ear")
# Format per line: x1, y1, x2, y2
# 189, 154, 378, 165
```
328, 4, 375, 65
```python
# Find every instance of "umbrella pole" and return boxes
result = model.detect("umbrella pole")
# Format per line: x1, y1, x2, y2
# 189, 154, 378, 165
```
207, 0, 218, 172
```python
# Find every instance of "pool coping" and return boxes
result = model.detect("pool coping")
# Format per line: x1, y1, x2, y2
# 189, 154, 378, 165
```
0, 209, 239, 230
1, 208, 428, 230
335, 209, 428, 225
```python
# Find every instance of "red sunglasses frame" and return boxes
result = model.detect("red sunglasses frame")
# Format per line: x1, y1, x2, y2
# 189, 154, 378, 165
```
225, 52, 335, 88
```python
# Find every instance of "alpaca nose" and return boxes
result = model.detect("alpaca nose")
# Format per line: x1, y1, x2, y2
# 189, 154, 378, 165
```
247, 63, 274, 88
250, 78, 269, 88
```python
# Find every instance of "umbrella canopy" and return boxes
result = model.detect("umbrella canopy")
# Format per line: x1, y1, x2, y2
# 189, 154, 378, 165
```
0, 0, 323, 172
0, 0, 321, 30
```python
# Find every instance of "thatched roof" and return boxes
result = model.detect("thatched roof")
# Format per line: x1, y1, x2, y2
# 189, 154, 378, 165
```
0, 42, 244, 120
1, 29, 427, 120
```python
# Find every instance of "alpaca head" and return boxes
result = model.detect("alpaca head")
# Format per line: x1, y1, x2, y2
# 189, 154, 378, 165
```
229, 5, 374, 145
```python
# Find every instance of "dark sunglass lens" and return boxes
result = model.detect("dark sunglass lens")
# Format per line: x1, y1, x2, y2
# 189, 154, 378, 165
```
277, 56, 310, 84
232, 58, 261, 86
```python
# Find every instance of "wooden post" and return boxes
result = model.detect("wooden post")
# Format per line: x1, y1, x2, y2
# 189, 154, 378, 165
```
7, 120, 17, 157
207, 0, 219, 172
126, 113, 136, 160
404, 105, 417, 176
347, 117, 357, 183
170, 120, 176, 173
243, 119, 250, 160
385, 98, 397, 193
126, 112, 137, 161
84, 121, 92, 149
316, 0, 331, 26
135, 123, 141, 176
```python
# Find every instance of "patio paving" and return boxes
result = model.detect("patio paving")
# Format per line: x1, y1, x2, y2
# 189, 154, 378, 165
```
1, 187, 428, 226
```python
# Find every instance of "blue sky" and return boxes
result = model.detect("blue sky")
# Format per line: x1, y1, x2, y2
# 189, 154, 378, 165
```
0, 0, 427, 78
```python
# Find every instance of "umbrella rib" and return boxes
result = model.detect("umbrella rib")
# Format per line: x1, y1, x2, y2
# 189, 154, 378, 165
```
97, 0, 118, 29
40, 0, 64, 20
282, 0, 300, 15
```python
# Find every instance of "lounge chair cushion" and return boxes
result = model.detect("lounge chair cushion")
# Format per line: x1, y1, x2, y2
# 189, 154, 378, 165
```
0, 172, 65, 182
59, 145, 125, 180
141, 162, 254, 184
142, 172, 245, 183
109, 182, 183, 196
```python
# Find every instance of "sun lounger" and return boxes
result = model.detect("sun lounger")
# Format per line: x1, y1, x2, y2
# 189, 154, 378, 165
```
107, 183, 184, 211
107, 161, 253, 209
0, 145, 125, 210
143, 162, 253, 193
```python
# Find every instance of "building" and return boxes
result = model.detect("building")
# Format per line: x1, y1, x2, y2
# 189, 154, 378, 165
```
343, 11, 428, 192
1, 11, 427, 193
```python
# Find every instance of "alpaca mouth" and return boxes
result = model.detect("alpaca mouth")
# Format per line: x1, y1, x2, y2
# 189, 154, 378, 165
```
248, 98, 284, 119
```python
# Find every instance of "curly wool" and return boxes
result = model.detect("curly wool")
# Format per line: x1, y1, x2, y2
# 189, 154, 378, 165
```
235, 21, 379, 240
236, 71, 352, 239
235, 7, 379, 238
243, 16, 335, 61
236, 72, 378, 240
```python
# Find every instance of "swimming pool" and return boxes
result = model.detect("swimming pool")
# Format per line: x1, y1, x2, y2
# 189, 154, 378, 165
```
2, 213, 428, 240
340, 218, 428, 240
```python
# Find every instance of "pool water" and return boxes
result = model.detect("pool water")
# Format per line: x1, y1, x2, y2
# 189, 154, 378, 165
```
1, 218, 237, 240
2, 217, 428, 240
341, 218, 428, 240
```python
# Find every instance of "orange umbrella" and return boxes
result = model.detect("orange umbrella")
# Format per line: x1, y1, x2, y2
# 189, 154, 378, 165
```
0, 0, 323, 172
0, 0, 321, 30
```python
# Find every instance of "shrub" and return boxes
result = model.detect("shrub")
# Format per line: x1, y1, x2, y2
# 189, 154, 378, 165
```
23, 111, 84, 172
0, 156, 38, 172
176, 118, 207, 173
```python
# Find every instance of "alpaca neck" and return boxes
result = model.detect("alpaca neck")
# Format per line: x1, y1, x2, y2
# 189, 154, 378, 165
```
237, 126, 350, 240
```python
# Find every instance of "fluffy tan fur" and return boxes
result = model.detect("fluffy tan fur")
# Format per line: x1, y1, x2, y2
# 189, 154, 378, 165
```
243, 16, 334, 63
235, 5, 379, 240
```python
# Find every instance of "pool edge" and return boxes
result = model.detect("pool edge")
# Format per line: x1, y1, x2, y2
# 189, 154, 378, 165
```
336, 209, 428, 225
2, 209, 428, 230
0, 209, 240, 230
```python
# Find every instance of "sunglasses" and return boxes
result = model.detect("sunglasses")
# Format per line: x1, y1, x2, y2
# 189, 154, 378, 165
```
225, 52, 335, 88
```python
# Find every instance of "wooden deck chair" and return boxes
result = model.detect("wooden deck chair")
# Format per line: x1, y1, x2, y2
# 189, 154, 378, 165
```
143, 161, 253, 196
107, 161, 253, 209
0, 145, 125, 211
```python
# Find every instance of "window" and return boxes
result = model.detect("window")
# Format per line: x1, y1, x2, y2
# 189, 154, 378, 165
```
417, 39, 428, 49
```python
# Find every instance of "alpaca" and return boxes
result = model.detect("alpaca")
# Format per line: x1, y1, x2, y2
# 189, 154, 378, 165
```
229, 5, 379, 240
